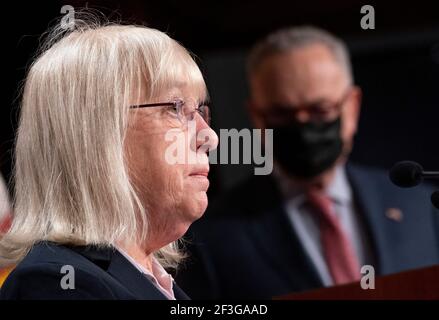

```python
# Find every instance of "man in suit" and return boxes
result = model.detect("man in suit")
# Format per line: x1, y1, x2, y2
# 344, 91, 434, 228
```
176, 26, 439, 299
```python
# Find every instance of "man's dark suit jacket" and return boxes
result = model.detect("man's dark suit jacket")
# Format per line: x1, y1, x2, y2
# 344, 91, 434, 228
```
176, 163, 439, 299
0, 241, 189, 300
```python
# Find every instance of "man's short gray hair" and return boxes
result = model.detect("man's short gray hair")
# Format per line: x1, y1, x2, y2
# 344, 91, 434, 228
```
247, 26, 353, 84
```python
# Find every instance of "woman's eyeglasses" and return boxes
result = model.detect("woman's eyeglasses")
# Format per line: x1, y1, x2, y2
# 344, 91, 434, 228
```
130, 99, 211, 126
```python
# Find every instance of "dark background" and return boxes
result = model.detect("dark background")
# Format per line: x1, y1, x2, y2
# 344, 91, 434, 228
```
1, 0, 438, 197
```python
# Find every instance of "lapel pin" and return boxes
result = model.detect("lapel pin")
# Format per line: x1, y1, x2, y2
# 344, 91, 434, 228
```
385, 208, 403, 222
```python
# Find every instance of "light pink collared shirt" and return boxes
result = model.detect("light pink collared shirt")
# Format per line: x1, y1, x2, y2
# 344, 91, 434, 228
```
116, 247, 175, 300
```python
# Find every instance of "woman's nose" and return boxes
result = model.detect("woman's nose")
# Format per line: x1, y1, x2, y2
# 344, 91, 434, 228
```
196, 121, 218, 152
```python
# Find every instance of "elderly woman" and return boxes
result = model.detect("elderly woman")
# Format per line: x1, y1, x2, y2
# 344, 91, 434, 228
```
0, 20, 218, 299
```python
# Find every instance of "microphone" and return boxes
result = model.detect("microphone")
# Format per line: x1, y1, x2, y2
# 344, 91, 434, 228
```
389, 161, 439, 188
389, 161, 439, 210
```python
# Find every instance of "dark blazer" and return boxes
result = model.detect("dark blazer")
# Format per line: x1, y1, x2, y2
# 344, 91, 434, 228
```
176, 163, 439, 299
0, 241, 190, 300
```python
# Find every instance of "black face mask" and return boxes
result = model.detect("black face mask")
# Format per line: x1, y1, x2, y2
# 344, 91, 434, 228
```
270, 117, 343, 178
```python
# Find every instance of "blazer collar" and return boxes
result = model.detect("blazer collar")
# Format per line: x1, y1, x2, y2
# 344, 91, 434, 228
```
71, 244, 188, 300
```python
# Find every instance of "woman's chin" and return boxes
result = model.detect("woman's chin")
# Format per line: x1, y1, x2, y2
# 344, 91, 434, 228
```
187, 193, 209, 221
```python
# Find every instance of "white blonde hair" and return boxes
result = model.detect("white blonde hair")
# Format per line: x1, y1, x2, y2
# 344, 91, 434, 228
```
0, 15, 206, 269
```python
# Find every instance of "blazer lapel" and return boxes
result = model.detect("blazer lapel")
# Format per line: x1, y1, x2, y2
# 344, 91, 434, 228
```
173, 282, 191, 300
346, 164, 394, 274
106, 250, 168, 300
246, 175, 322, 290
108, 251, 191, 300
71, 245, 169, 299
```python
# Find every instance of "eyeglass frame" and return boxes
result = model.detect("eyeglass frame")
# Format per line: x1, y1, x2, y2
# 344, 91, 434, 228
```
255, 87, 354, 124
129, 99, 211, 126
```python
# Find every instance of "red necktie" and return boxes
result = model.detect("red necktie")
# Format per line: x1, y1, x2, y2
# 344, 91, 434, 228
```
306, 190, 361, 285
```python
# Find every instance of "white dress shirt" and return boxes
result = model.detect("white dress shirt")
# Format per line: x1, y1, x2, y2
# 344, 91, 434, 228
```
116, 247, 176, 300
275, 165, 372, 286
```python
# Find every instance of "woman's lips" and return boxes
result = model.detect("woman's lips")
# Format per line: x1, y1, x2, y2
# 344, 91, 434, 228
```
189, 167, 209, 177
189, 172, 208, 177
189, 168, 210, 189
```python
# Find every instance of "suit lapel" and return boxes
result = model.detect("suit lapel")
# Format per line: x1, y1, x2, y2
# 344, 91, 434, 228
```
106, 250, 168, 300
71, 245, 170, 299
346, 164, 393, 274
173, 282, 190, 300
108, 252, 191, 300
246, 175, 322, 290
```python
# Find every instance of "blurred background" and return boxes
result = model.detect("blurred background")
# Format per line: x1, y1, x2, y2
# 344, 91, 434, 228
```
1, 0, 438, 199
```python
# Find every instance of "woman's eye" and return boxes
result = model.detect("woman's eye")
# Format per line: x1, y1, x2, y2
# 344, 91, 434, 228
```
170, 100, 185, 113
166, 104, 179, 115
162, 106, 178, 121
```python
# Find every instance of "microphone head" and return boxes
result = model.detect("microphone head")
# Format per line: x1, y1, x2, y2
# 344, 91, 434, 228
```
432, 191, 439, 210
389, 161, 424, 188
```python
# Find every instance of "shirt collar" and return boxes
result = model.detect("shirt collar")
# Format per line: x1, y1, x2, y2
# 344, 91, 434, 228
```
327, 165, 352, 205
274, 164, 352, 205
116, 246, 175, 300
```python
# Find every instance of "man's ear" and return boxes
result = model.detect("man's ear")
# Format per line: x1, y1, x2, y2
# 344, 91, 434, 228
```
352, 86, 363, 127
348, 86, 363, 134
